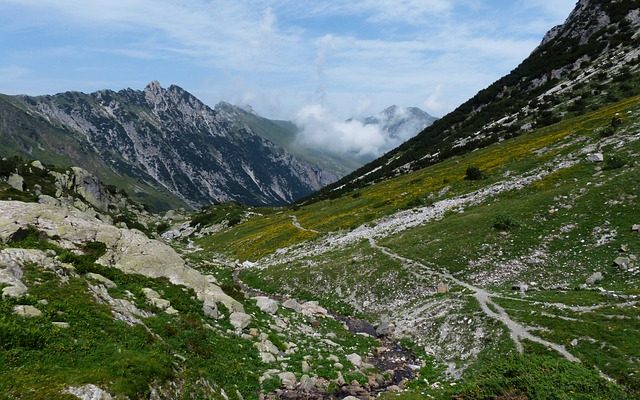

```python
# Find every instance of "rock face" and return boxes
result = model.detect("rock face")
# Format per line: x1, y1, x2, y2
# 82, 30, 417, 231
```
0, 248, 60, 298
1, 82, 336, 209
0, 201, 243, 316
64, 384, 113, 400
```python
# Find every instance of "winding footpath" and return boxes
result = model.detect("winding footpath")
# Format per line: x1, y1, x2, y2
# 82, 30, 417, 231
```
368, 238, 581, 362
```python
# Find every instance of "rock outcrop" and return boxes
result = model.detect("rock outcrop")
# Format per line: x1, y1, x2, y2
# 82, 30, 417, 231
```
0, 201, 243, 315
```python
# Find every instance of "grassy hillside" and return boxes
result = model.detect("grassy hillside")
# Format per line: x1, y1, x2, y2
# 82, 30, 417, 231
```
191, 94, 640, 398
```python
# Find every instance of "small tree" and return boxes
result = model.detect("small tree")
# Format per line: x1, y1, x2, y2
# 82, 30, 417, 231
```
465, 166, 484, 181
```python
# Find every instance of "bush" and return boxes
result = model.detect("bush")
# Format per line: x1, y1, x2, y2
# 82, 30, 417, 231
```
603, 155, 627, 171
465, 166, 485, 181
493, 214, 520, 231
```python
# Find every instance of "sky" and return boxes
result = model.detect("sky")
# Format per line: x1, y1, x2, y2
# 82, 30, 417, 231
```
0, 0, 577, 156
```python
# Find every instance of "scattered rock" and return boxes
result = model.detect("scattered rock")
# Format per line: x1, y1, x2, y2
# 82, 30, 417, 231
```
586, 272, 603, 285
512, 282, 528, 293
620, 244, 630, 252
86, 273, 117, 289
614, 257, 634, 271
254, 296, 279, 314
7, 173, 24, 191
376, 319, 394, 337
300, 301, 328, 316
52, 322, 70, 329
586, 153, 604, 163
13, 305, 42, 318
437, 282, 449, 294
299, 375, 316, 392
278, 372, 297, 390
230, 312, 252, 331
142, 288, 171, 310
282, 299, 302, 313
301, 361, 311, 374
346, 353, 363, 368
64, 384, 113, 400
632, 225, 640, 232
31, 160, 45, 170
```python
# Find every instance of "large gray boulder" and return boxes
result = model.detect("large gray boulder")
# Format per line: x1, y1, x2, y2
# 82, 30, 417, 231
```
254, 296, 279, 314
0, 201, 243, 315
7, 174, 24, 191
64, 384, 113, 400
13, 305, 42, 317
230, 312, 252, 331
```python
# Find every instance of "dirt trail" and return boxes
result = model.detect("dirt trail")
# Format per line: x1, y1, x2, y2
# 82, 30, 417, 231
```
369, 238, 580, 362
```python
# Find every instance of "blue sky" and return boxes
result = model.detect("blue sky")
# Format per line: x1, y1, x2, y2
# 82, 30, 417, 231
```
0, 0, 576, 122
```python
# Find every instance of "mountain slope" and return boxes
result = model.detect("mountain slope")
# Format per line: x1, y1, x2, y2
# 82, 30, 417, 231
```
313, 0, 640, 201
214, 102, 359, 178
0, 82, 336, 210
361, 105, 438, 146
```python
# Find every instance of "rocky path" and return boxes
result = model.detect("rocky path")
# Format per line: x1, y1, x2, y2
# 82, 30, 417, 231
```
369, 238, 581, 362
289, 215, 320, 234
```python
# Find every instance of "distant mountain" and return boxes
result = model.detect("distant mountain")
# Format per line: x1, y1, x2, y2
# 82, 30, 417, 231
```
0, 82, 336, 210
313, 0, 640, 200
214, 102, 361, 178
361, 105, 438, 145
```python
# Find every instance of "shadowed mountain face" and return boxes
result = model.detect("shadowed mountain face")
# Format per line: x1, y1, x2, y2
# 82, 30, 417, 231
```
362, 105, 438, 145
313, 0, 640, 201
0, 82, 336, 209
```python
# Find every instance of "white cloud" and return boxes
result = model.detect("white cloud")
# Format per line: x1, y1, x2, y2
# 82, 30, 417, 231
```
294, 104, 387, 158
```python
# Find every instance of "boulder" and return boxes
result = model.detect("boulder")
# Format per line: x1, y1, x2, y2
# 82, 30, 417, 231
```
376, 319, 394, 337
282, 298, 302, 313
300, 301, 328, 316
632, 225, 640, 232
437, 282, 449, 293
254, 296, 279, 314
52, 322, 70, 329
0, 201, 244, 318
13, 305, 42, 317
86, 273, 117, 289
64, 384, 113, 400
344, 318, 376, 336
586, 272, 603, 285
31, 160, 45, 170
230, 312, 252, 331
299, 375, 317, 392
512, 282, 528, 293
614, 257, 633, 271
586, 153, 604, 163
278, 372, 297, 390
7, 174, 24, 191
346, 353, 363, 368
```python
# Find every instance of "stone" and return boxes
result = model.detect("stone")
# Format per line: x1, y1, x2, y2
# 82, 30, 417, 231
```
278, 372, 297, 389
300, 301, 328, 316
586, 272, 603, 285
343, 397, 359, 400
165, 306, 179, 315
299, 375, 316, 392
632, 225, 640, 232
64, 384, 113, 400
13, 305, 42, 317
31, 160, 45, 170
230, 312, 252, 331
86, 273, 117, 289
255, 339, 279, 355
620, 244, 630, 252
586, 153, 604, 163
254, 296, 279, 314
376, 319, 394, 337
346, 353, 363, 368
301, 360, 311, 373
260, 352, 276, 363
437, 282, 449, 293
614, 257, 633, 271
203, 303, 219, 319
512, 282, 528, 293
7, 174, 24, 191
0, 201, 244, 317
52, 322, 70, 329
282, 298, 302, 313
335, 372, 346, 386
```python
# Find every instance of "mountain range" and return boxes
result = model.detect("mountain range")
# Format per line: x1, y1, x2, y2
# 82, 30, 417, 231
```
0, 82, 336, 210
